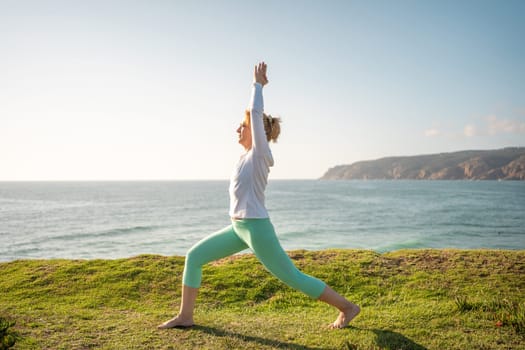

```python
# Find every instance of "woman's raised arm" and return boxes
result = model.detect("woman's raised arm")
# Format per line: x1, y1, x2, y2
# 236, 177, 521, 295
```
250, 62, 271, 159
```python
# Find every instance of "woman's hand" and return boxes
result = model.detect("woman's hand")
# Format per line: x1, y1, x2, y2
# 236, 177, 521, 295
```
254, 62, 269, 86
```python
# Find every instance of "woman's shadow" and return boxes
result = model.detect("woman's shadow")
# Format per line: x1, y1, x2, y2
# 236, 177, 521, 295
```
191, 325, 427, 350
193, 325, 329, 350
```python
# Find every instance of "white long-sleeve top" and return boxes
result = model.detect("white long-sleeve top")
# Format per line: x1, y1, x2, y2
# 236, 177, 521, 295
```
228, 82, 274, 219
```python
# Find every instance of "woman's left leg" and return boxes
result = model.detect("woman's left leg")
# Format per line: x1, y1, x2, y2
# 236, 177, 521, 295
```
232, 218, 326, 298
232, 218, 360, 328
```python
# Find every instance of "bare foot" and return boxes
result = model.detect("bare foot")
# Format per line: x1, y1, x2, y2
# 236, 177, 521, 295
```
330, 304, 360, 329
157, 315, 194, 329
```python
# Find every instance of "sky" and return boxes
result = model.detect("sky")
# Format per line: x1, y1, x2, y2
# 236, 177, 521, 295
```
1, 0, 524, 180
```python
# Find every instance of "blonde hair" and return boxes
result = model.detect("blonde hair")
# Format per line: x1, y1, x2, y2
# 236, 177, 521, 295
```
244, 110, 282, 143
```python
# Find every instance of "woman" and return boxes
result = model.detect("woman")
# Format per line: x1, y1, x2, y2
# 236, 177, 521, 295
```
158, 62, 360, 330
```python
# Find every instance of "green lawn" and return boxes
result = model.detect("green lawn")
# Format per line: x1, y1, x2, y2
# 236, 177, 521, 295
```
1, 249, 524, 349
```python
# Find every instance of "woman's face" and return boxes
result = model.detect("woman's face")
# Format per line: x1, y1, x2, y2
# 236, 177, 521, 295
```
236, 121, 252, 150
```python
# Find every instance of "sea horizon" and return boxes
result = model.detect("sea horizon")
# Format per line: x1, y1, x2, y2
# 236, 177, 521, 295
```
1, 179, 524, 262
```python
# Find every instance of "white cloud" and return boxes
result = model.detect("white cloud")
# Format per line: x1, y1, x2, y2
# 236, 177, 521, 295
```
486, 115, 525, 135
464, 124, 478, 137
425, 114, 525, 139
457, 115, 525, 138
424, 128, 441, 137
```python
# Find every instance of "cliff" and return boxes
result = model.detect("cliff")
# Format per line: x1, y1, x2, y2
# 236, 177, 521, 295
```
321, 147, 525, 180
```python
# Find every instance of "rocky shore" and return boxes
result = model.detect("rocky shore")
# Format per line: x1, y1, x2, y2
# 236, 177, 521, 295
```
321, 147, 525, 180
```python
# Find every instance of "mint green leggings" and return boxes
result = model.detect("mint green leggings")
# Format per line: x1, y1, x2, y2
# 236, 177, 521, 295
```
182, 218, 326, 299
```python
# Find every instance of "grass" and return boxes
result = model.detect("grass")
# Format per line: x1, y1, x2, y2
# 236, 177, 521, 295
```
1, 249, 524, 349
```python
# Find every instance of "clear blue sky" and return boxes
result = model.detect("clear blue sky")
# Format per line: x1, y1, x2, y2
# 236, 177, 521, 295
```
1, 0, 524, 180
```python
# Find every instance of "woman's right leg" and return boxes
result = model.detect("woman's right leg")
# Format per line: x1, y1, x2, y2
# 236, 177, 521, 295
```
158, 225, 248, 329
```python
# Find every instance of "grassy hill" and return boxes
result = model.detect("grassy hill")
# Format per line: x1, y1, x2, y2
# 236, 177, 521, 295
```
1, 249, 524, 349
321, 147, 525, 180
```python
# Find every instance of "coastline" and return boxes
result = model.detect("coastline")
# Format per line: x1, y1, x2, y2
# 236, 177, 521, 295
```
1, 246, 525, 262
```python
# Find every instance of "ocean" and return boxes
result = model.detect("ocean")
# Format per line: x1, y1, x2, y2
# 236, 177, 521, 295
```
1, 180, 524, 262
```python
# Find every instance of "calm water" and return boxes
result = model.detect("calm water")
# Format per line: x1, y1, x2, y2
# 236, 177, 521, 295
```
1, 180, 524, 261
